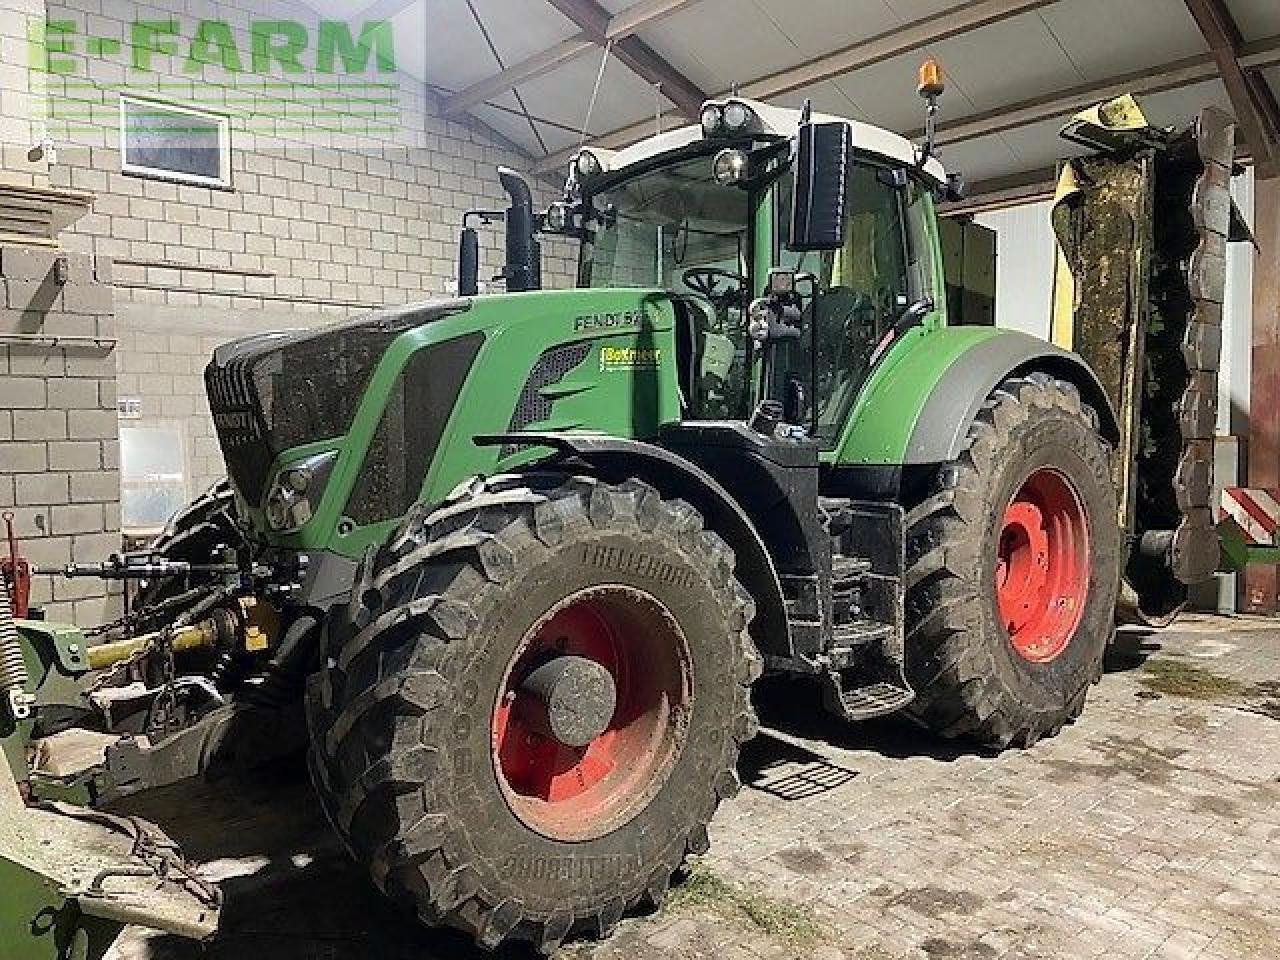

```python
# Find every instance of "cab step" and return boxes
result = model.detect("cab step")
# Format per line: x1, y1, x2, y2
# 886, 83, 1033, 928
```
827, 621, 896, 669
831, 554, 872, 581
832, 619, 895, 645
822, 672, 915, 720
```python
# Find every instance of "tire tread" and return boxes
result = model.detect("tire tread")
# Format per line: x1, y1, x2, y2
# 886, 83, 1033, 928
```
306, 474, 758, 951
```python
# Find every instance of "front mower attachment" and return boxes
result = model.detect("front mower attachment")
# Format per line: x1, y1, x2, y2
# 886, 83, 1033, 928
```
0, 754, 220, 960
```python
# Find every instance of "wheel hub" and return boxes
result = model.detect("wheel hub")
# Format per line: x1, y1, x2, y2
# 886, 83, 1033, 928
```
995, 468, 1091, 663
518, 654, 618, 748
491, 585, 693, 842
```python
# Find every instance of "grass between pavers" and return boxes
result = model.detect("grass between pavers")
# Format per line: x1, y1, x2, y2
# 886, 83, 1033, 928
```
664, 865, 828, 945
1139, 657, 1252, 700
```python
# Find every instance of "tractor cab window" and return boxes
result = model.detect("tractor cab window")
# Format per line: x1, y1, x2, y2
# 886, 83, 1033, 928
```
580, 154, 753, 418
777, 163, 932, 445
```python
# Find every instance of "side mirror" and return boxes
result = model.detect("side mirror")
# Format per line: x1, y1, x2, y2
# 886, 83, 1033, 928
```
788, 121, 851, 252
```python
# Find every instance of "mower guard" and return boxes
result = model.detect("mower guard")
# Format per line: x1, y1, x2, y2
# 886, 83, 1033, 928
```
0, 752, 220, 959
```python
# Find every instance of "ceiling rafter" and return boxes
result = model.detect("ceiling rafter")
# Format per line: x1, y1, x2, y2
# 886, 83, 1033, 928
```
917, 34, 1280, 148
441, 0, 706, 120
533, 0, 1058, 172
534, 28, 1280, 176
464, 0, 549, 155
543, 0, 709, 120
1183, 0, 1280, 178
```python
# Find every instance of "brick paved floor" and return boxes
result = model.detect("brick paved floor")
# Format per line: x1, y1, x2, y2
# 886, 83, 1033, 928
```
109, 615, 1280, 960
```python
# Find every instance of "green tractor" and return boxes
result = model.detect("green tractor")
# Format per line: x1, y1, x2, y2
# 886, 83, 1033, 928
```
206, 93, 1121, 945
10, 85, 1244, 955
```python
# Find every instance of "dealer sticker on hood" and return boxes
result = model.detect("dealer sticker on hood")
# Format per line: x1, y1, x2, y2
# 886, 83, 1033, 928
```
600, 345, 661, 371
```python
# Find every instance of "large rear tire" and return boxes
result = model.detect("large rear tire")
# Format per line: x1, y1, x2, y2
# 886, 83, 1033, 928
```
305, 475, 760, 951
904, 374, 1121, 748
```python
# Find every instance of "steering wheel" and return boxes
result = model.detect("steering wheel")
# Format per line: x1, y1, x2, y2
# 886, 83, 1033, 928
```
681, 266, 747, 306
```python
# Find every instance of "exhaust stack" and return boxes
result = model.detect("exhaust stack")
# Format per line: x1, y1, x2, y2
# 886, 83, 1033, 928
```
498, 166, 541, 292
458, 224, 480, 296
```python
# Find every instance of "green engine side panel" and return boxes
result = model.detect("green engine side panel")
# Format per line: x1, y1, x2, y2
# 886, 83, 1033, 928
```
267, 288, 682, 558
423, 289, 679, 502
0, 860, 118, 960
829, 323, 1010, 466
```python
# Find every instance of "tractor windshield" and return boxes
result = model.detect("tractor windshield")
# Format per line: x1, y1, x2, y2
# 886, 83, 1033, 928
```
580, 155, 751, 295
579, 153, 754, 418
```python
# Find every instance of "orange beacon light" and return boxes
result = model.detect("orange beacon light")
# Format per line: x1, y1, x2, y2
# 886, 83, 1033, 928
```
918, 58, 945, 100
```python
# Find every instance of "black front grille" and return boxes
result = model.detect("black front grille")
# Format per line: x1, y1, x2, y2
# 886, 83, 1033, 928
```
205, 299, 471, 505
206, 336, 282, 504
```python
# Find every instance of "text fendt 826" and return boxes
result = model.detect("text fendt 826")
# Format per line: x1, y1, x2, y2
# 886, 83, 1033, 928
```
1, 80, 1239, 954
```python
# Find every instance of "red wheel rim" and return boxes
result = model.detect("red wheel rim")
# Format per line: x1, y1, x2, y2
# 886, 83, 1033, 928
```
491, 586, 692, 841
995, 468, 1090, 663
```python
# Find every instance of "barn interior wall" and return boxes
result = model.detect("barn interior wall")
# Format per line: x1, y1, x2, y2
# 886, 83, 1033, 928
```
1, 0, 575, 592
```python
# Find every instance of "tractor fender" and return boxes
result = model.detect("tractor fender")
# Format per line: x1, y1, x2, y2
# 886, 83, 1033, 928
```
903, 330, 1119, 465
475, 432, 793, 661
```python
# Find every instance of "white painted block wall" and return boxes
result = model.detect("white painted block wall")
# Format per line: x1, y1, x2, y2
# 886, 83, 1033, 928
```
974, 200, 1057, 341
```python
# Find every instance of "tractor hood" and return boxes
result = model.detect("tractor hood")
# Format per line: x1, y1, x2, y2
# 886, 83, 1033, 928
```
206, 287, 682, 559
205, 299, 471, 506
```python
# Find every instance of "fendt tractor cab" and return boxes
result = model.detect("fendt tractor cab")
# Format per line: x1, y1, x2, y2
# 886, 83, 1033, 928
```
13, 70, 1243, 955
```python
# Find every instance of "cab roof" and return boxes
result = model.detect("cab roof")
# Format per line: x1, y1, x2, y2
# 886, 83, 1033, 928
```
578, 97, 948, 188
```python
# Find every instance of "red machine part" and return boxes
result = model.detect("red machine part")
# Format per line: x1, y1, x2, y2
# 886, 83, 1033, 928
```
1, 511, 32, 619
491, 587, 692, 843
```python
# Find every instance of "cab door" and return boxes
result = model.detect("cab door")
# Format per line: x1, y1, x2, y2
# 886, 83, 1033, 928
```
775, 164, 940, 446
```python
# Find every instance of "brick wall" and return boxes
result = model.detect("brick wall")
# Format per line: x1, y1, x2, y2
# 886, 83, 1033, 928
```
0, 244, 121, 623
55, 139, 574, 312
41, 1, 576, 307
2, 1, 580, 542
0, 0, 49, 189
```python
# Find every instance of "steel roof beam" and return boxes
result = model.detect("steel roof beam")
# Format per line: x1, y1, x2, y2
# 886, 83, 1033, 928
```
535, 32, 1280, 175
533, 0, 1058, 172
530, 32, 1280, 174
544, 0, 709, 119
1184, 0, 1280, 178
918, 35, 1280, 147
442, 0, 705, 119
734, 0, 1057, 101
442, 38, 598, 118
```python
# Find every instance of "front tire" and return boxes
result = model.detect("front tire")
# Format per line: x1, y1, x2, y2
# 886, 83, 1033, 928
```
306, 476, 760, 951
134, 479, 243, 613
904, 374, 1121, 748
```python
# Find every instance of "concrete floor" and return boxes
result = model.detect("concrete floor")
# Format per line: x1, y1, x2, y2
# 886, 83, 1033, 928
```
107, 615, 1280, 960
